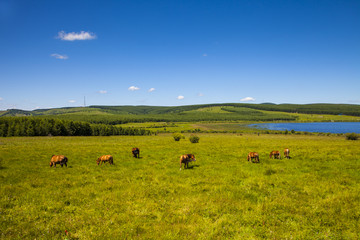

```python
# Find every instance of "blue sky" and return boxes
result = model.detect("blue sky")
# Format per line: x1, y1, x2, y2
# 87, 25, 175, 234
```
0, 0, 359, 110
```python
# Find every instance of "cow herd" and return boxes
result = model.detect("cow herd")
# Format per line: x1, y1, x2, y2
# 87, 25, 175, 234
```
247, 148, 291, 163
49, 147, 291, 168
49, 148, 141, 167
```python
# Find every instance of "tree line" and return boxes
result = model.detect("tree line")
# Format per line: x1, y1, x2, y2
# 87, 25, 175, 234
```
0, 117, 151, 137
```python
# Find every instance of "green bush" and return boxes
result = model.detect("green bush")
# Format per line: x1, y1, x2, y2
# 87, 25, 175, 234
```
345, 133, 359, 140
173, 133, 185, 141
189, 135, 200, 143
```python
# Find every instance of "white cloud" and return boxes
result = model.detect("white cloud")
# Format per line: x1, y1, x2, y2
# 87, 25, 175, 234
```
128, 86, 140, 91
68, 100, 76, 103
51, 53, 68, 60
240, 97, 256, 102
177, 95, 184, 100
98, 90, 107, 94
148, 88, 155, 92
203, 53, 208, 57
198, 93, 204, 97
57, 31, 96, 41
0, 97, 3, 101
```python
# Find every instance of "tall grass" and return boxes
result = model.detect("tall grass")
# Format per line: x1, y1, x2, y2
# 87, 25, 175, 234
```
1, 134, 359, 239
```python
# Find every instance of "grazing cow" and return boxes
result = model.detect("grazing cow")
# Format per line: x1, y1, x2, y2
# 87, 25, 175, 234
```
269, 150, 281, 159
50, 155, 68, 167
247, 152, 260, 163
97, 155, 114, 165
284, 148, 290, 159
132, 148, 140, 158
180, 154, 196, 170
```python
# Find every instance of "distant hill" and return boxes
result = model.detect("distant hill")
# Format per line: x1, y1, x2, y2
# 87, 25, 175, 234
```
1, 103, 360, 124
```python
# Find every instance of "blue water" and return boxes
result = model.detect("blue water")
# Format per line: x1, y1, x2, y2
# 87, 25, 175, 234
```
249, 122, 360, 134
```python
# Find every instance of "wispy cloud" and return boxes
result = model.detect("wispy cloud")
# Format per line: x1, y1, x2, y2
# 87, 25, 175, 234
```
240, 97, 255, 102
128, 86, 140, 91
177, 95, 184, 100
203, 53, 208, 57
51, 53, 68, 60
148, 88, 155, 92
57, 31, 96, 41
98, 90, 107, 94
68, 100, 76, 103
0, 97, 3, 101
198, 93, 204, 97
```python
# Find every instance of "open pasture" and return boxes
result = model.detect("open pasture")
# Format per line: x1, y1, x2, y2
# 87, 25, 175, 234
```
1, 134, 360, 239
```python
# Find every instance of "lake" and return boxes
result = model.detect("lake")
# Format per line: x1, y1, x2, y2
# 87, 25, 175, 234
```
249, 122, 360, 134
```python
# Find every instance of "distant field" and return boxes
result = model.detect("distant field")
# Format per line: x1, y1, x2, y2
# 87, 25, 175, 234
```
1, 134, 359, 239
2, 103, 360, 125
119, 108, 360, 133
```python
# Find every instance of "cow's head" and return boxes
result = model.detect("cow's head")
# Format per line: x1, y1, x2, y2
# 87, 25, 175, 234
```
96, 158, 101, 165
188, 154, 196, 161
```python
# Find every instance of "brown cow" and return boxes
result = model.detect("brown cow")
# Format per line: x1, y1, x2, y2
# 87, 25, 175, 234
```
132, 148, 140, 158
247, 152, 260, 163
180, 154, 196, 170
269, 150, 281, 159
50, 155, 68, 167
97, 155, 114, 165
284, 148, 290, 159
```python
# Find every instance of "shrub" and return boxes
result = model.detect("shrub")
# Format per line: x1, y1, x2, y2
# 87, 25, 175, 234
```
189, 135, 200, 143
173, 133, 185, 141
345, 133, 359, 140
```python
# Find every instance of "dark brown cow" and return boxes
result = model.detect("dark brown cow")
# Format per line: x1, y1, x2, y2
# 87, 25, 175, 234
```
247, 152, 260, 163
97, 155, 113, 165
132, 148, 140, 158
284, 148, 290, 159
269, 150, 281, 159
50, 155, 68, 167
180, 154, 196, 170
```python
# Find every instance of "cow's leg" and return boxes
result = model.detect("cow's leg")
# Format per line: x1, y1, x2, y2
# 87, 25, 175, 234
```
61, 163, 63, 167
64, 162, 67, 167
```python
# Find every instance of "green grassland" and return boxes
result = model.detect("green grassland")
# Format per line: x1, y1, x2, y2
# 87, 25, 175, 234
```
1, 134, 360, 239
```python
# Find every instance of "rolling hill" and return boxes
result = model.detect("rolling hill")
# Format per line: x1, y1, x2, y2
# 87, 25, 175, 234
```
1, 103, 360, 124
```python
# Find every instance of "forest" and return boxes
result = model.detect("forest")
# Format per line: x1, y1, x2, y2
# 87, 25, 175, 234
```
0, 117, 151, 137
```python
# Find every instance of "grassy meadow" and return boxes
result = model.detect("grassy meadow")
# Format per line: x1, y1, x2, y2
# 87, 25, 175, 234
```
1, 134, 360, 239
